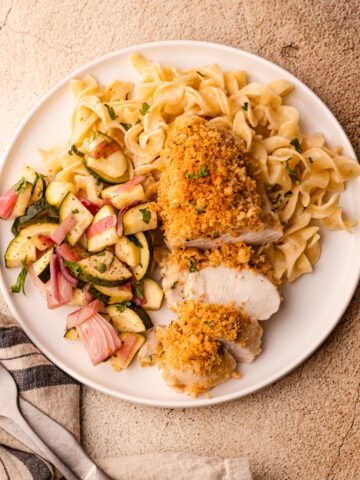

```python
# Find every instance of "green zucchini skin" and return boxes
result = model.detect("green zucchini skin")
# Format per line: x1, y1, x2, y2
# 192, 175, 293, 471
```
11, 198, 58, 236
88, 285, 110, 304
82, 158, 130, 185
77, 251, 133, 287
131, 232, 154, 280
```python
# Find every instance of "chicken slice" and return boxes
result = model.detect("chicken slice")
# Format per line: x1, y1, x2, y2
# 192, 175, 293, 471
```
155, 301, 262, 396
161, 244, 281, 320
158, 116, 282, 249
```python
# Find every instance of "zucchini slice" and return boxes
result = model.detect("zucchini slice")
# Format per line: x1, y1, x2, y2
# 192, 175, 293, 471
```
131, 232, 153, 281
94, 284, 133, 302
141, 278, 164, 310
107, 303, 153, 332
32, 247, 53, 283
110, 332, 145, 370
5, 222, 59, 268
20, 165, 46, 204
78, 250, 132, 286
122, 202, 157, 235
88, 285, 110, 304
115, 236, 141, 268
11, 198, 58, 236
59, 193, 93, 246
64, 327, 80, 340
11, 182, 33, 219
85, 131, 128, 184
87, 205, 118, 253
101, 184, 146, 209
45, 181, 76, 208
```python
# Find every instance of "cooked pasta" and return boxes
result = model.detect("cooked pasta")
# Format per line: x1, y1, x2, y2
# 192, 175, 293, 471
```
40, 54, 360, 282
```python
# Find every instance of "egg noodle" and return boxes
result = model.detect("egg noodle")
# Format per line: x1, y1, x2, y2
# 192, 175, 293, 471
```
39, 53, 360, 282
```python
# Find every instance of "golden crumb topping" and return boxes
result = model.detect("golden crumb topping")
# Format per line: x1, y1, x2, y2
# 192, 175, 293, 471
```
156, 301, 261, 377
158, 117, 271, 246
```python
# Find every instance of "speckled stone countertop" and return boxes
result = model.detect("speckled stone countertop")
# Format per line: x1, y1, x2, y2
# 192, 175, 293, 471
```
1, 1, 359, 478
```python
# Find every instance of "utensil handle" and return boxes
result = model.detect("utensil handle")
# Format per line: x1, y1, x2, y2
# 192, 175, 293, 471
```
11, 410, 79, 480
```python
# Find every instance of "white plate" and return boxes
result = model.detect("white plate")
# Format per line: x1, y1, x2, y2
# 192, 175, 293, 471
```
1, 41, 359, 408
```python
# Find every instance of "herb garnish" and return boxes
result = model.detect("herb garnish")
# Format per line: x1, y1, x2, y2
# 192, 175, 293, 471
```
265, 183, 274, 190
91, 128, 96, 141
295, 180, 302, 186
115, 301, 132, 313
68, 145, 85, 158
64, 260, 80, 277
285, 191, 293, 197
285, 158, 297, 177
309, 157, 314, 164
10, 259, 28, 294
204, 321, 214, 327
71, 209, 79, 214
125, 92, 130, 100
134, 280, 144, 299
197, 205, 207, 215
139, 208, 151, 224
13, 177, 27, 195
188, 258, 197, 273
290, 137, 302, 153
242, 102, 249, 111
120, 122, 132, 131
185, 164, 209, 179
97, 263, 106, 273
171, 281, 179, 289
104, 103, 117, 120
128, 235, 143, 248
196, 71, 206, 78
140, 102, 150, 116
96, 251, 105, 256
158, 350, 165, 358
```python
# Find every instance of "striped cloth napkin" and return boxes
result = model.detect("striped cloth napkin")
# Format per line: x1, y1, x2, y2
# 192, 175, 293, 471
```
0, 313, 252, 480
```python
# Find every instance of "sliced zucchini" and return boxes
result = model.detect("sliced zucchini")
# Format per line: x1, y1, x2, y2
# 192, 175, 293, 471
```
20, 165, 46, 204
59, 193, 93, 246
141, 278, 164, 310
94, 284, 133, 302
131, 232, 153, 281
11, 198, 58, 236
101, 184, 145, 209
5, 222, 59, 268
64, 327, 80, 340
87, 205, 118, 253
32, 247, 53, 282
107, 303, 153, 332
46, 181, 76, 208
85, 131, 128, 184
88, 285, 110, 304
83, 159, 130, 185
110, 332, 145, 370
115, 236, 141, 268
78, 250, 132, 286
11, 182, 33, 219
122, 202, 157, 236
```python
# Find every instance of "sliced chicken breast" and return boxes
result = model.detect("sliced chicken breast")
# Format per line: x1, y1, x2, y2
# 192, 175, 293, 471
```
158, 116, 282, 249
155, 301, 262, 396
161, 245, 281, 320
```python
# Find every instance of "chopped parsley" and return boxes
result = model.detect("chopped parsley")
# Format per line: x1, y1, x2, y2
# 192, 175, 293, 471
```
197, 205, 207, 215
128, 235, 143, 248
309, 157, 314, 164
120, 122, 132, 131
13, 177, 27, 195
97, 263, 106, 273
285, 158, 297, 177
134, 280, 144, 299
135, 118, 141, 125
185, 164, 209, 179
242, 102, 249, 111
295, 180, 302, 186
188, 258, 197, 273
140, 102, 150, 116
158, 350, 165, 358
96, 251, 105, 256
196, 71, 206, 78
171, 281, 179, 289
64, 260, 81, 277
139, 207, 151, 224
204, 321, 215, 327
71, 208, 79, 214
10, 261, 28, 294
290, 137, 302, 153
125, 92, 130, 100
284, 191, 293, 197
265, 183, 274, 190
91, 128, 96, 141
104, 103, 117, 120
68, 144, 85, 158
115, 301, 132, 312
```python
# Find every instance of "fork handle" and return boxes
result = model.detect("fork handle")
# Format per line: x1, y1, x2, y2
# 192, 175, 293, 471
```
11, 409, 80, 480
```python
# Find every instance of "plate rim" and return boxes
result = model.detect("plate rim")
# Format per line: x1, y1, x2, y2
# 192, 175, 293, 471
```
0, 40, 359, 408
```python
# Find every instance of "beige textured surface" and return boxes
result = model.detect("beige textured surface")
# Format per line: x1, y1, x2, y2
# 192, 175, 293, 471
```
0, 1, 359, 478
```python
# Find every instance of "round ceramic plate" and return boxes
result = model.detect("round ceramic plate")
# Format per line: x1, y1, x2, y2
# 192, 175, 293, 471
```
0, 41, 359, 408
